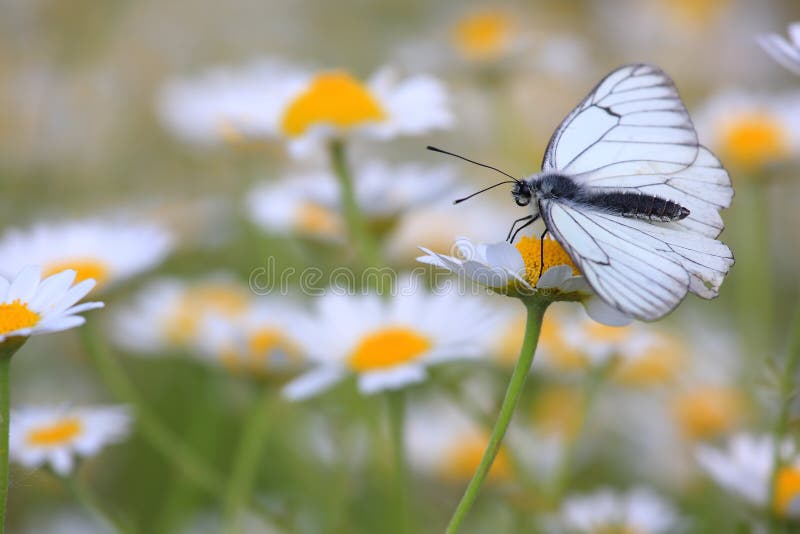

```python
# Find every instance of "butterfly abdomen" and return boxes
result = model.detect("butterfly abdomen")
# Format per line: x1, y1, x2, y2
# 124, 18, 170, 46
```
585, 192, 690, 222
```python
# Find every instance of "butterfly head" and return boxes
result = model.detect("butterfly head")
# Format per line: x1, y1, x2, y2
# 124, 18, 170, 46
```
511, 180, 532, 207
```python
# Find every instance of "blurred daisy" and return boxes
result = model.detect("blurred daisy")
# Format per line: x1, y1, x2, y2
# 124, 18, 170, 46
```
671, 385, 745, 441
552, 487, 679, 533
0, 266, 103, 348
159, 60, 452, 157
417, 236, 631, 326
246, 174, 343, 242
283, 278, 495, 399
450, 8, 526, 63
111, 276, 251, 355
695, 90, 800, 173
157, 58, 308, 147
246, 161, 456, 240
195, 300, 306, 377
0, 220, 173, 291
696, 434, 800, 517
278, 68, 452, 157
10, 405, 131, 475
759, 23, 800, 75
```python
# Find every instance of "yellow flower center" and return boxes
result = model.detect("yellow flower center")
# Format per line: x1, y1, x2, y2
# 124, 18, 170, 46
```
220, 328, 303, 375
613, 336, 684, 386
280, 72, 386, 137
583, 322, 630, 343
664, 0, 729, 26
774, 466, 800, 516
293, 202, 343, 238
452, 10, 515, 61
672, 386, 743, 440
45, 259, 110, 287
26, 417, 83, 447
515, 236, 579, 287
348, 327, 431, 372
164, 284, 250, 345
532, 386, 584, 439
440, 435, 510, 482
0, 300, 40, 336
719, 112, 791, 171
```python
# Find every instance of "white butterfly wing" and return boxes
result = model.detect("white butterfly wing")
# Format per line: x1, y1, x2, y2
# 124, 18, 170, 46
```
542, 64, 732, 238
541, 201, 734, 321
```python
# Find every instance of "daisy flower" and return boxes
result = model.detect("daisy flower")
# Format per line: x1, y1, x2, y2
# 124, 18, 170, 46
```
0, 220, 173, 291
694, 90, 800, 173
245, 174, 344, 242
696, 434, 800, 518
552, 487, 680, 533
283, 278, 495, 400
417, 236, 632, 326
159, 60, 452, 157
10, 405, 131, 475
111, 276, 251, 355
758, 23, 800, 75
157, 58, 308, 147
246, 160, 457, 241
449, 8, 529, 64
194, 299, 306, 377
0, 266, 103, 350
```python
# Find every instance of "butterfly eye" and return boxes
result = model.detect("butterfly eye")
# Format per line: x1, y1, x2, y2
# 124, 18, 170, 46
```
515, 197, 530, 207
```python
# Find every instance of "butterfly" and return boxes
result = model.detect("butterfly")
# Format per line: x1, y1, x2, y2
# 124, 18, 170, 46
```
429, 64, 733, 321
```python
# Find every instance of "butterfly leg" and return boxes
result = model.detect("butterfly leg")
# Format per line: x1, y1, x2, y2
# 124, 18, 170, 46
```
538, 228, 549, 281
507, 214, 540, 243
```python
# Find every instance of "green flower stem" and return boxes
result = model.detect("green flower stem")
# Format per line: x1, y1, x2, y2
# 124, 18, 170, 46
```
387, 391, 410, 534
329, 139, 380, 269
79, 320, 222, 495
767, 304, 800, 532
0, 357, 10, 534
223, 388, 273, 534
0, 337, 26, 534
735, 183, 773, 357
62, 473, 134, 534
445, 297, 549, 534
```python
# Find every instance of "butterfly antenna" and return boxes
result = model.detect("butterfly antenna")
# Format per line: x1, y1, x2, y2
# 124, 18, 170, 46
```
427, 146, 520, 183
453, 180, 518, 204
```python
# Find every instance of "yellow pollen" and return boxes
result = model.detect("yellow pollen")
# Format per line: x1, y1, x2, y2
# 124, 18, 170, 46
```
515, 236, 579, 287
452, 10, 514, 61
719, 112, 791, 171
441, 435, 510, 482
164, 284, 250, 345
293, 202, 343, 237
774, 466, 800, 516
45, 258, 110, 287
672, 386, 743, 440
0, 299, 40, 335
27, 418, 83, 447
280, 72, 386, 137
348, 327, 431, 372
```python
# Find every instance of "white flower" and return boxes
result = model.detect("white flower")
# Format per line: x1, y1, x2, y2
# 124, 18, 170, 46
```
694, 90, 800, 172
553, 487, 679, 533
0, 220, 173, 291
158, 60, 452, 157
194, 299, 306, 376
696, 434, 800, 517
283, 278, 496, 400
111, 276, 251, 355
10, 405, 131, 475
758, 23, 800, 75
0, 266, 103, 346
417, 236, 631, 326
157, 58, 308, 146
246, 160, 458, 240
245, 174, 343, 241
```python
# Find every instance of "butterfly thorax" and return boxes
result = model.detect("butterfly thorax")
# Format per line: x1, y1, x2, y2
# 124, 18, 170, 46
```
520, 172, 690, 223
